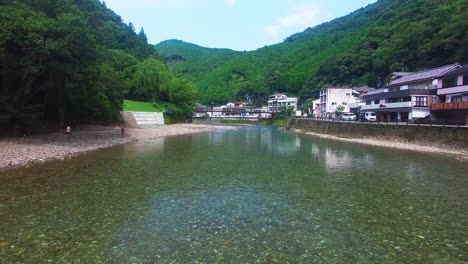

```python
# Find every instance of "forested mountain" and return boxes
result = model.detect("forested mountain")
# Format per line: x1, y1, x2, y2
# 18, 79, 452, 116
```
156, 0, 468, 105
157, 40, 243, 82
0, 0, 197, 131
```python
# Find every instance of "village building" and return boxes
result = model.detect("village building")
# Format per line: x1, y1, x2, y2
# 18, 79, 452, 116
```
431, 64, 468, 123
267, 94, 298, 112
360, 63, 460, 122
317, 87, 356, 118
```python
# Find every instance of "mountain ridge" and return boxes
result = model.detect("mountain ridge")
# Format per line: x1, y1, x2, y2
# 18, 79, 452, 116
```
156, 0, 468, 105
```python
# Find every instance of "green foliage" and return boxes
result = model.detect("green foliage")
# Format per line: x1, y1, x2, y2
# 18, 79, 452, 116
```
0, 0, 196, 129
274, 106, 295, 119
335, 105, 346, 117
134, 58, 172, 102
123, 100, 162, 112
156, 0, 467, 105
131, 58, 198, 116
300, 98, 315, 113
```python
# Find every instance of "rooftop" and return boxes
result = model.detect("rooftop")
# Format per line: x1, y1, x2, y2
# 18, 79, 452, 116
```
391, 72, 413, 77
439, 64, 468, 78
321, 86, 351, 90
353, 86, 376, 93
388, 63, 460, 86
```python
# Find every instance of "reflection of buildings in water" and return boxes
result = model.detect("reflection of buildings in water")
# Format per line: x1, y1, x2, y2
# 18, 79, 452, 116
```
207, 131, 226, 146
269, 133, 301, 156
324, 148, 353, 172
260, 127, 273, 147
310, 143, 375, 175
404, 161, 426, 181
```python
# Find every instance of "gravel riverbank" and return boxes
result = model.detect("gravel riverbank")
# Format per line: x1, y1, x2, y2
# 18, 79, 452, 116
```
294, 129, 468, 161
0, 124, 235, 169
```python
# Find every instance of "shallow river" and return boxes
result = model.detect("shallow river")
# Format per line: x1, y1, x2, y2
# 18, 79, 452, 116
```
0, 126, 467, 263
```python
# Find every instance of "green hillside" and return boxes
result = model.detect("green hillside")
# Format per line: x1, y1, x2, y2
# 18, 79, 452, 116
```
156, 0, 468, 105
156, 40, 242, 82
1, 0, 197, 130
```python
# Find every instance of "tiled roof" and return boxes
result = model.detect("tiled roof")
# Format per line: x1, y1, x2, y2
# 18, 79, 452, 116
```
364, 89, 386, 96
391, 72, 413, 77
388, 63, 460, 86
353, 86, 376, 93
440, 64, 468, 77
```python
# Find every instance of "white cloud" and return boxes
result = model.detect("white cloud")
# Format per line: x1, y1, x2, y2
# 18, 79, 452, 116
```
264, 3, 326, 39
226, 0, 236, 7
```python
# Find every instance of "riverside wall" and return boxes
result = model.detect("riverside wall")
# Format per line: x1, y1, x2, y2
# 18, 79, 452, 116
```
290, 119, 468, 149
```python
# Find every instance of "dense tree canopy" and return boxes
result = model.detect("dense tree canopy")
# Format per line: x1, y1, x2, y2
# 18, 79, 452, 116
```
0, 0, 197, 131
156, 0, 468, 105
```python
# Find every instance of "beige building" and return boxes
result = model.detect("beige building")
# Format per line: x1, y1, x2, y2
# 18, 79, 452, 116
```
318, 87, 356, 118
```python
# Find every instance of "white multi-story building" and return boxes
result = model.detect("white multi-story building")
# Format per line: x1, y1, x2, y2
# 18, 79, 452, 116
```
318, 87, 356, 118
267, 94, 297, 112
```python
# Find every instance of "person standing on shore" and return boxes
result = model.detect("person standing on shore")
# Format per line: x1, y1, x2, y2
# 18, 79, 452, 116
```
120, 126, 125, 138
66, 126, 72, 139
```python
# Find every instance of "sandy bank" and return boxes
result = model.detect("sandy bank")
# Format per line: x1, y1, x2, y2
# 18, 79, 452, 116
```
0, 124, 235, 169
293, 129, 468, 161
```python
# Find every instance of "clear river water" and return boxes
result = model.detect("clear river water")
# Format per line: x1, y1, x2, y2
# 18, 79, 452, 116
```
0, 126, 467, 263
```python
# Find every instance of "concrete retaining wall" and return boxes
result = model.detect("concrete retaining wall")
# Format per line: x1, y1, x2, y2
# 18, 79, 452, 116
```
121, 111, 164, 128
290, 119, 468, 149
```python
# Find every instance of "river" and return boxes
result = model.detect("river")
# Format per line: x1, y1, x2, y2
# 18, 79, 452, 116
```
0, 126, 467, 263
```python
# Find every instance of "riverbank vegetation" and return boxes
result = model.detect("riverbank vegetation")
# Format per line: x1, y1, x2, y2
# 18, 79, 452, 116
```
156, 0, 467, 105
0, 0, 197, 133
123, 100, 162, 113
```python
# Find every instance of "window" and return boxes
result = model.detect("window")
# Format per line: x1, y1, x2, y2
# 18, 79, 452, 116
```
442, 77, 457, 88
342, 102, 348, 105
403, 96, 411, 102
346, 93, 351, 96
464, 75, 468, 85
366, 100, 371, 105
374, 100, 380, 104
409, 81, 433, 90
452, 96, 463, 102
332, 102, 337, 105
414, 96, 428, 107
387, 98, 401, 103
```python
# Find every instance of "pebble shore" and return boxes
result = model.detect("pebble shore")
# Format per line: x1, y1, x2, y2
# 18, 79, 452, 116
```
0, 124, 235, 169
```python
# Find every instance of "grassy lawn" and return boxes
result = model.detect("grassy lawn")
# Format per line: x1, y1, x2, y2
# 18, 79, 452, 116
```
123, 100, 163, 112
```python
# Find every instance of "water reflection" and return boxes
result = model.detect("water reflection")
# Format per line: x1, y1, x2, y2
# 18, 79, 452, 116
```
0, 126, 467, 263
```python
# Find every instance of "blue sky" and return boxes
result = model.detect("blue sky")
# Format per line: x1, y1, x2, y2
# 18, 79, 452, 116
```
104, 0, 377, 51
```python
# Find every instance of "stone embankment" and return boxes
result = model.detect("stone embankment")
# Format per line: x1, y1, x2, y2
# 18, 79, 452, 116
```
0, 124, 234, 169
290, 119, 468, 161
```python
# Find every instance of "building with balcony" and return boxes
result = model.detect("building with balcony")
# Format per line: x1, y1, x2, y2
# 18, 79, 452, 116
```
431, 64, 468, 123
360, 64, 460, 122
267, 94, 297, 112
348, 86, 376, 115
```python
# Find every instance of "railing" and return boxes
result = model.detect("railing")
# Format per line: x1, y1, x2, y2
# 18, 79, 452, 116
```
361, 101, 412, 111
297, 116, 467, 127
431, 102, 468, 111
